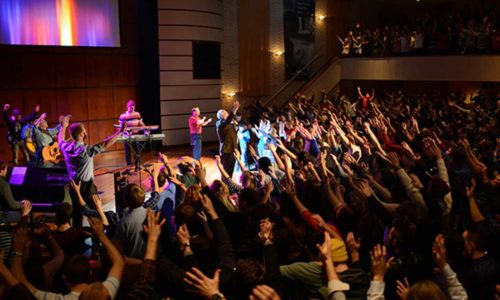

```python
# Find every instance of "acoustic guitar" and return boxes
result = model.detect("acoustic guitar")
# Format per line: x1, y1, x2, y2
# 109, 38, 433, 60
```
25, 139, 36, 156
41, 142, 64, 164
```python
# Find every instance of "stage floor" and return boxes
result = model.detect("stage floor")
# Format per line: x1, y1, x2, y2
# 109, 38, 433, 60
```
93, 142, 221, 212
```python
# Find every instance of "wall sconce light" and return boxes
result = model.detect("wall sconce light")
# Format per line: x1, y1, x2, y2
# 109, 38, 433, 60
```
317, 15, 326, 21
273, 50, 284, 56
223, 91, 236, 97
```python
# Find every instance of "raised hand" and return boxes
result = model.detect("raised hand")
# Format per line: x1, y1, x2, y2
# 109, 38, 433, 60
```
143, 209, 165, 241
184, 267, 222, 298
258, 218, 274, 242
232, 100, 240, 113
465, 178, 476, 199
201, 195, 217, 219
3, 103, 10, 111
316, 231, 332, 262
35, 104, 40, 112
351, 179, 373, 201
168, 176, 183, 186
214, 155, 222, 166
13, 226, 30, 254
432, 234, 447, 269
387, 152, 401, 169
92, 194, 103, 209
233, 149, 241, 160
250, 285, 281, 300
61, 116, 70, 128
423, 137, 441, 159
88, 217, 105, 237
69, 179, 81, 193
176, 224, 190, 247
396, 277, 410, 299
21, 200, 32, 217
346, 232, 361, 253
159, 152, 169, 164
370, 244, 392, 282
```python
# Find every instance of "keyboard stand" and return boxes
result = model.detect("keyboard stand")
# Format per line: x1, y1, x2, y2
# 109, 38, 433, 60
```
124, 136, 148, 188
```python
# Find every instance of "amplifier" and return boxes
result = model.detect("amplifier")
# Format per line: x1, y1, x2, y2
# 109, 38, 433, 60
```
7, 166, 70, 210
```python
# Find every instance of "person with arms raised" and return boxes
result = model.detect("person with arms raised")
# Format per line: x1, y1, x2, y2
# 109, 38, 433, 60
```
58, 117, 125, 226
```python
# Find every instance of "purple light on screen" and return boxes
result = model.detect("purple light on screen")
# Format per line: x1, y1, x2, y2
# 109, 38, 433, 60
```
0, 0, 120, 47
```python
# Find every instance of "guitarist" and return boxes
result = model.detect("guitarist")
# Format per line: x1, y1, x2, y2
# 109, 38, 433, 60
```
2, 103, 40, 165
33, 113, 66, 164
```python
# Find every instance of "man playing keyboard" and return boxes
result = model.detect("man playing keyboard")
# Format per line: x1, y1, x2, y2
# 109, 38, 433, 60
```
119, 100, 144, 167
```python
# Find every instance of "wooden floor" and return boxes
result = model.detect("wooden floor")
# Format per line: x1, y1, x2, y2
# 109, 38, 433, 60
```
94, 142, 222, 212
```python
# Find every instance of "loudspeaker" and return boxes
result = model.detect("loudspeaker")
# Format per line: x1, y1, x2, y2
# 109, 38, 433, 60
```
7, 166, 70, 210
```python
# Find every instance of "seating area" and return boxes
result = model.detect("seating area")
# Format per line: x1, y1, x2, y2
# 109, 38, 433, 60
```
338, 8, 500, 56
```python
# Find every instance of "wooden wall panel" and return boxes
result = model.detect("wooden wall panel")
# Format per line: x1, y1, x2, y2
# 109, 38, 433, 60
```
0, 91, 24, 113
21, 54, 57, 89
88, 120, 115, 146
86, 55, 115, 87
0, 0, 140, 162
0, 54, 23, 89
56, 89, 88, 122
24, 90, 58, 122
55, 55, 87, 88
113, 87, 136, 117
112, 56, 138, 86
87, 88, 115, 120
237, 0, 270, 96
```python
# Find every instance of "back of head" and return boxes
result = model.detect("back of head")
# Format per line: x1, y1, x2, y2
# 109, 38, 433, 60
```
217, 109, 226, 120
184, 184, 202, 205
56, 202, 73, 225
79, 282, 111, 300
123, 183, 145, 209
175, 203, 197, 227
0, 160, 8, 173
407, 280, 447, 300
69, 123, 85, 140
258, 157, 272, 174
63, 255, 91, 286
234, 258, 265, 298
157, 171, 167, 188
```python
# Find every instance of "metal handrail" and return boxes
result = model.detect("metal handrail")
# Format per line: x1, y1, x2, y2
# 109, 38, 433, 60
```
264, 54, 321, 107
295, 55, 340, 97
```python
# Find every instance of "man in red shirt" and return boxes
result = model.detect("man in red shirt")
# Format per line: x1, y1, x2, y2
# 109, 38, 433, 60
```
357, 86, 375, 109
189, 107, 212, 160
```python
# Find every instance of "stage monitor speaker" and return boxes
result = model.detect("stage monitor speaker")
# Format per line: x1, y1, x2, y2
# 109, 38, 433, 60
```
7, 166, 70, 211
192, 41, 221, 79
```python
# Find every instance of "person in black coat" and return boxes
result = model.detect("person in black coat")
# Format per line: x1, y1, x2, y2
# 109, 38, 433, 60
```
216, 100, 240, 177
3, 103, 39, 165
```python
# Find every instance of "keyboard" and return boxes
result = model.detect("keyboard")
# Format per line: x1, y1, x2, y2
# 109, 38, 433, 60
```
117, 133, 166, 143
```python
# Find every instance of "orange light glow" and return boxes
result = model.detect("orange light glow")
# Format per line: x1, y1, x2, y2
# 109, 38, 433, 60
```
56, 0, 76, 46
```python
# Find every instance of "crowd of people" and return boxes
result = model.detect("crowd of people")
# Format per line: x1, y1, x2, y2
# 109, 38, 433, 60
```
0, 86, 499, 300
338, 9, 500, 56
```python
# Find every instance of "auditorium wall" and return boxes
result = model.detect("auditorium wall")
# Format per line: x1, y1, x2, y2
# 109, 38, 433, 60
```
157, 0, 223, 146
0, 0, 142, 161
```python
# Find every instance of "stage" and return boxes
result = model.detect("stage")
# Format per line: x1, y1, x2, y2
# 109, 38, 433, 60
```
93, 142, 222, 212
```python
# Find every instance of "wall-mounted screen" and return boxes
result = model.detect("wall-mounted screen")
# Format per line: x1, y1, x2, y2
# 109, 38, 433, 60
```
0, 0, 120, 47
